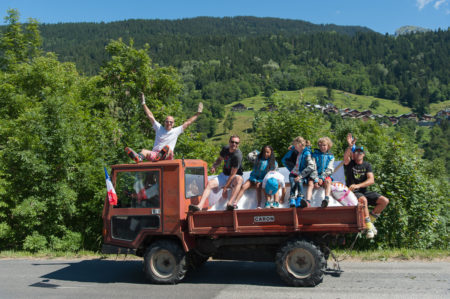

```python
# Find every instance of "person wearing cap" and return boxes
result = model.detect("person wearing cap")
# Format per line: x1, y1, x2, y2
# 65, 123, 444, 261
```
262, 170, 286, 208
344, 133, 389, 239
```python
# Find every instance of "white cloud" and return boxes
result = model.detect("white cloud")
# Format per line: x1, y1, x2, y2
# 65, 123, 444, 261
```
417, 0, 434, 10
434, 0, 447, 9
417, 0, 449, 10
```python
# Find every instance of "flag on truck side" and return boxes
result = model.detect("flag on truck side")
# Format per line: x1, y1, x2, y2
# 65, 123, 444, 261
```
104, 167, 118, 206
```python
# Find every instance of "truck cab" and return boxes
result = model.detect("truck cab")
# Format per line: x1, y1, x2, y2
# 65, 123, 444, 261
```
102, 159, 207, 256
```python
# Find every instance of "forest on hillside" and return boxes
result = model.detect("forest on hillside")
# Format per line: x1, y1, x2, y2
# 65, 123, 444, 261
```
29, 17, 449, 116
0, 10, 448, 252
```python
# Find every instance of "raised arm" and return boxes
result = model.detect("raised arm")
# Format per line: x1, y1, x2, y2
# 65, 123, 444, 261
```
182, 102, 203, 130
344, 133, 356, 165
141, 92, 156, 125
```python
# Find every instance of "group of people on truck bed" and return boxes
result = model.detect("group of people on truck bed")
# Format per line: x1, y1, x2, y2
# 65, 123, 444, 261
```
125, 93, 389, 239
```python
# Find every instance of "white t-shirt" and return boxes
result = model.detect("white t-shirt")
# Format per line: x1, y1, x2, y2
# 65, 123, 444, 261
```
152, 120, 184, 152
262, 170, 285, 189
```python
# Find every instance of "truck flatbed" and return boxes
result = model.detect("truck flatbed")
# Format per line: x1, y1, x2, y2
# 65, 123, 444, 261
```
188, 206, 364, 235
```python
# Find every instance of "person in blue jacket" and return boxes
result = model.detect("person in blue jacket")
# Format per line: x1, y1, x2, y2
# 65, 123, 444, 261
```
308, 137, 335, 208
284, 137, 315, 208
226, 145, 277, 210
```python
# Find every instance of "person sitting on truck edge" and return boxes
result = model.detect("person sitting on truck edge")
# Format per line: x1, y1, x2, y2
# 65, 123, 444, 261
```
262, 170, 286, 208
287, 137, 315, 208
125, 92, 203, 163
344, 133, 389, 239
308, 137, 335, 208
189, 135, 244, 212
227, 145, 278, 210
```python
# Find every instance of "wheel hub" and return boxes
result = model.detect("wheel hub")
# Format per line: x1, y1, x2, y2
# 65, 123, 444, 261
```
151, 249, 176, 279
285, 248, 315, 279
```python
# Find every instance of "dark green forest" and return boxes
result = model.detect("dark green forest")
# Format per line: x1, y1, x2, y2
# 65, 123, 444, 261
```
32, 17, 449, 115
0, 10, 448, 252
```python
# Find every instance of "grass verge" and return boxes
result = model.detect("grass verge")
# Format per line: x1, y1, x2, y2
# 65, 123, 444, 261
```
331, 248, 449, 262
1, 249, 448, 261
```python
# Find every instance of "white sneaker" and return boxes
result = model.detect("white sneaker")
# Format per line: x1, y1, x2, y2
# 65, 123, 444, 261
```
372, 224, 378, 236
366, 222, 375, 239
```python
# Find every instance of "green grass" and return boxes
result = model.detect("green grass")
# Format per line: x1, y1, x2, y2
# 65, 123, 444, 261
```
301, 87, 411, 115
332, 248, 449, 262
210, 87, 413, 146
0, 250, 141, 260
430, 100, 450, 115
1, 249, 448, 261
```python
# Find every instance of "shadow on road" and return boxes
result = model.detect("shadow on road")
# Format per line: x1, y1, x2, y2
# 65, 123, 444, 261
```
34, 259, 338, 287
35, 259, 147, 284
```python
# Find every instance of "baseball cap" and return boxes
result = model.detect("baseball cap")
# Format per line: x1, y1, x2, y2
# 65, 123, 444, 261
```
352, 145, 364, 153
265, 178, 279, 195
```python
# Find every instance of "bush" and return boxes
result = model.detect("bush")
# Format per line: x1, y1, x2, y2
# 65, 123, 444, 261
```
23, 232, 47, 252
50, 231, 82, 252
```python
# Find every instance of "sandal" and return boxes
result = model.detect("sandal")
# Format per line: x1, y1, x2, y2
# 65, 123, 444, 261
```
226, 204, 234, 211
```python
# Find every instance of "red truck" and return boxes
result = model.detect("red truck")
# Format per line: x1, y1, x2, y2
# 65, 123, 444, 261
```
102, 159, 365, 287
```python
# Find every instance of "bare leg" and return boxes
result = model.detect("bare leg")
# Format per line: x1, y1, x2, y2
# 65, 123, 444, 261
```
358, 196, 370, 219
274, 191, 280, 203
323, 179, 331, 197
305, 180, 314, 201
373, 196, 389, 215
229, 180, 250, 206
196, 178, 219, 210
228, 176, 243, 206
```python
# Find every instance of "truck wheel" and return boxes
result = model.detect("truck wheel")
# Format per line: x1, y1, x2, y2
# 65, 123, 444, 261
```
144, 240, 187, 284
276, 239, 326, 287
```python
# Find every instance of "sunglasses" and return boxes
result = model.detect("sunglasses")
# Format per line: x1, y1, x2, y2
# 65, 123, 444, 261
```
230, 140, 240, 145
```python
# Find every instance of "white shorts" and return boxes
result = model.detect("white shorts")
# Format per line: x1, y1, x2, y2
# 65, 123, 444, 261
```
214, 173, 242, 190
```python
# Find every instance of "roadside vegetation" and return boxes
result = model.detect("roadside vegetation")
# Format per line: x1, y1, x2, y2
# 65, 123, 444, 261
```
0, 10, 448, 255
1, 249, 448, 262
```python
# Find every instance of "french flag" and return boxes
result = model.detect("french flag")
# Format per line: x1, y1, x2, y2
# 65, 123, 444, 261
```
104, 167, 118, 206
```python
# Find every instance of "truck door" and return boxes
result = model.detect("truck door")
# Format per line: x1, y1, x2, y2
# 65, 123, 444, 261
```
107, 168, 162, 243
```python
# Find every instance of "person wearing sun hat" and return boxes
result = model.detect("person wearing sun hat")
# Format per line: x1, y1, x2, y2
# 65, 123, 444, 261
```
344, 133, 389, 239
262, 170, 286, 208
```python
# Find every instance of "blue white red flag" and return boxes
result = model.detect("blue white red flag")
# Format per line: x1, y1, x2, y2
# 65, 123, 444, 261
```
104, 167, 118, 206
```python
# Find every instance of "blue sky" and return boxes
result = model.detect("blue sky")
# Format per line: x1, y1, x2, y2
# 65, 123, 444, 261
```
1, 0, 449, 34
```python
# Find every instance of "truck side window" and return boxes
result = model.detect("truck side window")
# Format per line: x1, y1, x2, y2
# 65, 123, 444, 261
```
115, 171, 160, 208
185, 167, 205, 198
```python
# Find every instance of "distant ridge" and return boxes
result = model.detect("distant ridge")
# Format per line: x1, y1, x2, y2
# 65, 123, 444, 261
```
395, 25, 432, 36
37, 16, 374, 37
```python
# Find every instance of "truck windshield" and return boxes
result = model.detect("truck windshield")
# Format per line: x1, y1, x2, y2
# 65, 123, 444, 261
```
185, 167, 204, 198
114, 171, 160, 208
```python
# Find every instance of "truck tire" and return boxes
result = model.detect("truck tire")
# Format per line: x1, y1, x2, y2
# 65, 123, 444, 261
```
144, 240, 187, 284
276, 239, 326, 287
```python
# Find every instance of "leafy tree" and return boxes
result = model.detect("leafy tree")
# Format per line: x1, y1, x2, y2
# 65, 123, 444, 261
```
369, 99, 380, 110
0, 9, 41, 71
252, 95, 328, 162
223, 112, 236, 133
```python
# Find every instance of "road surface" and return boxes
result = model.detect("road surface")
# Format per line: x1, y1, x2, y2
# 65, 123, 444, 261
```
0, 258, 448, 298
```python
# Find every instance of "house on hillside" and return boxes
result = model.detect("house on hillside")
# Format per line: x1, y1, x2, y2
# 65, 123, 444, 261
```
398, 113, 417, 121
231, 103, 246, 112
435, 108, 450, 119
360, 110, 373, 116
388, 116, 399, 125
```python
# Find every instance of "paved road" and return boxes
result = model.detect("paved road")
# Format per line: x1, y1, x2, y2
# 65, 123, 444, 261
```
0, 258, 448, 298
